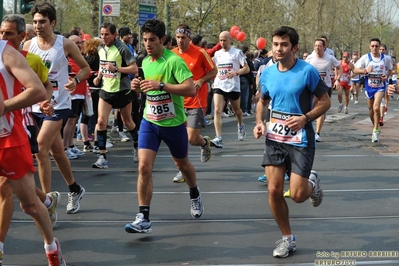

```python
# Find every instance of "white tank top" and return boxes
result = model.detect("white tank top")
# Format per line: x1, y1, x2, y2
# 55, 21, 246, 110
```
29, 35, 70, 111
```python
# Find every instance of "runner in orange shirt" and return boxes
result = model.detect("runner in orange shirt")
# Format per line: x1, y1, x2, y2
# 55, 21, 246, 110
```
171, 24, 217, 182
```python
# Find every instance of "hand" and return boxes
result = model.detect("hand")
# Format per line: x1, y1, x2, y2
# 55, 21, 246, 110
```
139, 79, 161, 92
131, 78, 142, 92
93, 76, 101, 86
193, 80, 203, 90
40, 100, 54, 116
253, 123, 265, 139
387, 84, 396, 96
64, 77, 77, 93
285, 115, 306, 132
105, 62, 117, 72
227, 71, 237, 79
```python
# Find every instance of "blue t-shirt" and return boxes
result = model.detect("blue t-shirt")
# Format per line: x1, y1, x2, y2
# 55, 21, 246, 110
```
259, 59, 329, 148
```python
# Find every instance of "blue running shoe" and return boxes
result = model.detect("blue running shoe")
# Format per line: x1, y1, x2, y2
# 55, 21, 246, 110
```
258, 175, 267, 183
125, 213, 152, 233
284, 173, 290, 181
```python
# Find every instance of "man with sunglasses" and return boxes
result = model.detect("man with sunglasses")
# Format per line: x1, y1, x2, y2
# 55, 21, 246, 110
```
353, 38, 393, 142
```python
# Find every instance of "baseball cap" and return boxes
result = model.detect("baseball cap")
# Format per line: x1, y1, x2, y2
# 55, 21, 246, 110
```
118, 26, 131, 38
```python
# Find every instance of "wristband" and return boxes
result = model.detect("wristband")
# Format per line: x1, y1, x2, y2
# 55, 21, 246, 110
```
304, 114, 312, 123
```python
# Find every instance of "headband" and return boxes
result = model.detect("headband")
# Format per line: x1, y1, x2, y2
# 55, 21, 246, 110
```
175, 28, 191, 39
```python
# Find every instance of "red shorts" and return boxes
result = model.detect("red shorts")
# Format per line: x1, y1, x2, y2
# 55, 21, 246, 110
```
0, 142, 35, 180
340, 82, 351, 90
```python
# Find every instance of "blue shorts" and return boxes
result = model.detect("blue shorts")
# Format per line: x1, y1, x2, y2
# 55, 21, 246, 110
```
365, 86, 386, 100
138, 119, 188, 159
32, 109, 72, 128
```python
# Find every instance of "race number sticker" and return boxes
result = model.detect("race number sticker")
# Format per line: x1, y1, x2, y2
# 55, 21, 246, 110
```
266, 110, 303, 144
368, 73, 383, 88
50, 80, 58, 105
146, 93, 176, 121
319, 71, 327, 82
100, 60, 118, 79
0, 114, 12, 138
217, 63, 233, 80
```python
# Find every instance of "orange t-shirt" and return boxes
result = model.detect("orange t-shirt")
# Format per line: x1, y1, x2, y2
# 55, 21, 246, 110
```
172, 43, 215, 109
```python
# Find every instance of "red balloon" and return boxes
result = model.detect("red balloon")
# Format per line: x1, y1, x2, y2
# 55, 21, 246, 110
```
82, 34, 91, 41
236, 31, 246, 42
256, 37, 267, 49
230, 26, 240, 38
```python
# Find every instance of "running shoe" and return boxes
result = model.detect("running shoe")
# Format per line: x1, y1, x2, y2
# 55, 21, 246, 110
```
47, 191, 60, 228
106, 141, 113, 148
315, 133, 321, 142
190, 188, 204, 218
200, 136, 212, 163
125, 213, 152, 233
309, 170, 323, 207
46, 238, 66, 266
344, 107, 348, 114
70, 145, 84, 156
92, 154, 108, 169
243, 112, 250, 117
258, 174, 267, 183
372, 129, 381, 143
284, 173, 290, 181
132, 148, 138, 163
273, 235, 296, 258
0, 250, 2, 266
66, 185, 85, 214
118, 132, 130, 142
83, 144, 94, 152
210, 136, 223, 148
354, 100, 359, 105
237, 123, 246, 141
65, 148, 78, 160
337, 103, 344, 113
203, 118, 212, 126
172, 171, 184, 183
284, 190, 291, 198
221, 112, 229, 118
111, 126, 118, 133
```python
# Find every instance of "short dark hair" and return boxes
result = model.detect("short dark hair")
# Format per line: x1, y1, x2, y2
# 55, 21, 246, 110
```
141, 19, 165, 40
370, 38, 381, 45
315, 38, 326, 47
259, 48, 268, 56
31, 2, 56, 23
100, 22, 116, 35
240, 45, 249, 54
163, 35, 171, 46
192, 34, 203, 46
272, 26, 299, 47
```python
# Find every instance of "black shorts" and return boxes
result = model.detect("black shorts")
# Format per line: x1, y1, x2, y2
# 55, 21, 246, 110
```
99, 90, 132, 109
262, 139, 315, 178
70, 99, 84, 118
213, 88, 240, 101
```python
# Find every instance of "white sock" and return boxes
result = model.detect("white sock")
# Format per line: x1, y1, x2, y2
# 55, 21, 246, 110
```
44, 238, 57, 252
43, 195, 51, 208
309, 179, 316, 189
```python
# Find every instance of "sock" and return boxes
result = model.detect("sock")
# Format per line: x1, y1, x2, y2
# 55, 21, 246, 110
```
43, 195, 51, 208
97, 130, 107, 150
68, 182, 80, 194
189, 186, 199, 199
94, 140, 99, 146
129, 128, 138, 140
44, 238, 57, 252
69, 145, 75, 149
84, 141, 90, 146
139, 206, 150, 221
201, 137, 208, 147
308, 178, 316, 189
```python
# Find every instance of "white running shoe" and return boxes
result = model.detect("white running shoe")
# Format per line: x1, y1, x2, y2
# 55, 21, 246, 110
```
70, 145, 84, 156
337, 103, 344, 113
118, 132, 130, 142
315, 133, 321, 142
65, 148, 78, 159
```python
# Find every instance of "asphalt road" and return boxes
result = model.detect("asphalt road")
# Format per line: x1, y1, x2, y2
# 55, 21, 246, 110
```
4, 91, 399, 266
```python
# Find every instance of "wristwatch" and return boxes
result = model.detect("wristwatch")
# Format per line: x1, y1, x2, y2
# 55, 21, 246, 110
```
74, 76, 81, 84
114, 67, 119, 73
159, 82, 165, 91
304, 114, 312, 123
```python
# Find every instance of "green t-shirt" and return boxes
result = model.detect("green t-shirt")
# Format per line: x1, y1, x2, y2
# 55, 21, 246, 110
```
98, 39, 135, 93
142, 48, 193, 127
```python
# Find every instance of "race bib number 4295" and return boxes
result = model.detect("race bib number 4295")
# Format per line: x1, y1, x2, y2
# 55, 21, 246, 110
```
266, 110, 303, 144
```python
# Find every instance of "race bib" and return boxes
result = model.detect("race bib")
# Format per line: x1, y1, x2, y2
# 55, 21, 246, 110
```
0, 114, 12, 138
340, 73, 349, 83
100, 60, 118, 79
146, 93, 176, 121
319, 71, 327, 81
50, 80, 58, 105
368, 74, 383, 88
217, 63, 233, 80
266, 110, 303, 144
